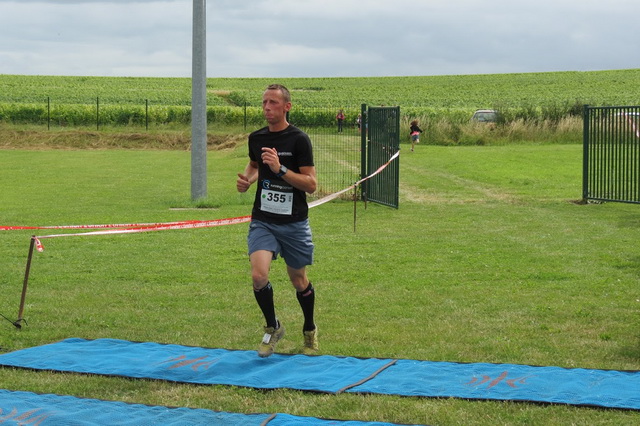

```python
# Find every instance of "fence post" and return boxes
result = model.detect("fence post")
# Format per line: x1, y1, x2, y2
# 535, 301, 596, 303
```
47, 97, 50, 130
360, 103, 367, 202
582, 105, 590, 201
146, 99, 149, 130
96, 96, 100, 130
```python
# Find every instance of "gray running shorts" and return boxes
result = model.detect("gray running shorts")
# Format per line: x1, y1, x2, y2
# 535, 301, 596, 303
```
247, 219, 314, 269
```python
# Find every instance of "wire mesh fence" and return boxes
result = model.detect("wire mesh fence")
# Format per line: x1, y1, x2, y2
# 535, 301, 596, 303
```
290, 107, 363, 200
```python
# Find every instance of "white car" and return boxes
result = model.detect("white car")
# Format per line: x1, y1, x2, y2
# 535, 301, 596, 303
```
471, 109, 498, 123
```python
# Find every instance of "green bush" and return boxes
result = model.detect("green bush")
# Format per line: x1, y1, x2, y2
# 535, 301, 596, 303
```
0, 103, 47, 124
51, 104, 95, 126
0, 101, 584, 144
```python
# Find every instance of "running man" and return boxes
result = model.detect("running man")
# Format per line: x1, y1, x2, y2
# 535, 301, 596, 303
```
236, 84, 318, 358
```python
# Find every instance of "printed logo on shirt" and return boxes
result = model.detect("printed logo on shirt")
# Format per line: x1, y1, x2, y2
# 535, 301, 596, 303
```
262, 180, 290, 191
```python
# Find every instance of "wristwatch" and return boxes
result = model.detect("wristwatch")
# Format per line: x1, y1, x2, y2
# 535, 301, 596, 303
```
276, 165, 288, 177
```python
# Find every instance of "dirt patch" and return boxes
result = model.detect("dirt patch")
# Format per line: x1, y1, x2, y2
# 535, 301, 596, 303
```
0, 128, 247, 151
209, 90, 232, 97
208, 133, 246, 150
400, 175, 520, 205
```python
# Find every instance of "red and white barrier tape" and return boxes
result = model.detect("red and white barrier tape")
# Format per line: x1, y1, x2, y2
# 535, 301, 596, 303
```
0, 220, 205, 231
3, 150, 400, 252
31, 216, 252, 252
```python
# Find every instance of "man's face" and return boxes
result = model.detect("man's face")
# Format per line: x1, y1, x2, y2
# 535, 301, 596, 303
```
262, 89, 291, 125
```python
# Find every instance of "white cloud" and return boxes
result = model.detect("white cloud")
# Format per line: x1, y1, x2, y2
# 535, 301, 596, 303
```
0, 0, 638, 78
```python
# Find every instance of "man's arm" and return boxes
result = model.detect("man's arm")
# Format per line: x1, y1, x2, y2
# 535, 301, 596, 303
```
260, 147, 316, 194
282, 165, 317, 194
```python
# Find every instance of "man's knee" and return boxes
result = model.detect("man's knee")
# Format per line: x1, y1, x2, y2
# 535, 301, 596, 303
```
251, 270, 269, 290
287, 267, 308, 291
250, 250, 273, 290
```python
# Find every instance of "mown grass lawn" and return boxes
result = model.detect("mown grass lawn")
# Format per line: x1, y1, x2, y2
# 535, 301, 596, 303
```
0, 142, 638, 425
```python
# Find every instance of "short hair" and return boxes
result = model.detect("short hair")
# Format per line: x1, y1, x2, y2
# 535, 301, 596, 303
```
265, 84, 291, 104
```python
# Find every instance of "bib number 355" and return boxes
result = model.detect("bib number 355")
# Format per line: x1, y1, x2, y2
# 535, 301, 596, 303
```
261, 189, 293, 215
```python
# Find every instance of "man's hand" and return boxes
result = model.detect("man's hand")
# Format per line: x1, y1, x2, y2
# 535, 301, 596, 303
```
237, 161, 258, 193
261, 147, 281, 174
237, 173, 251, 193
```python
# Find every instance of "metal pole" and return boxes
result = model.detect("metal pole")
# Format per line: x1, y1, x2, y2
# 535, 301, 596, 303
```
353, 184, 357, 233
582, 105, 590, 202
15, 236, 36, 329
360, 104, 367, 203
191, 0, 207, 200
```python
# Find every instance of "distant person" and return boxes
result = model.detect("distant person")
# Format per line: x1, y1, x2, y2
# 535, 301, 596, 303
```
356, 113, 362, 132
336, 109, 345, 133
236, 84, 318, 358
409, 119, 423, 151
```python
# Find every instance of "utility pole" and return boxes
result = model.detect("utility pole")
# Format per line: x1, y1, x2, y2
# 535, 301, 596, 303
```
191, 0, 207, 200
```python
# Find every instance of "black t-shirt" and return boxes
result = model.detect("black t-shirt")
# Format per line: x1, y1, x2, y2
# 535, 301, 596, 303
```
248, 125, 314, 224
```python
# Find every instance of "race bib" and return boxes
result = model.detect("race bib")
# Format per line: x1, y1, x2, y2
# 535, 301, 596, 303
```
260, 180, 293, 215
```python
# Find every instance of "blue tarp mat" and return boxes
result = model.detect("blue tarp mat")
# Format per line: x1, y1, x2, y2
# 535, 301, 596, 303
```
0, 389, 400, 425
0, 338, 638, 411
352, 359, 640, 410
0, 338, 394, 394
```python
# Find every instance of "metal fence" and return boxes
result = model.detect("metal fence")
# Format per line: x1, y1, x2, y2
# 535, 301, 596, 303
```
583, 105, 640, 203
364, 106, 400, 208
290, 107, 362, 200
293, 105, 400, 208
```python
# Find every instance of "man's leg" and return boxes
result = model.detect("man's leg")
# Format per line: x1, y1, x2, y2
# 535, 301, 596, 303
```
288, 265, 315, 330
251, 250, 277, 328
251, 250, 284, 357
288, 266, 318, 353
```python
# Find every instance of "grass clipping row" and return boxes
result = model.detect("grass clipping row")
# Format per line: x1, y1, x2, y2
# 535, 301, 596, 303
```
0, 128, 247, 151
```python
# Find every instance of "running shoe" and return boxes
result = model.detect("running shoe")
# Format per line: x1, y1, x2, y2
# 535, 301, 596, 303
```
258, 322, 285, 358
302, 327, 318, 355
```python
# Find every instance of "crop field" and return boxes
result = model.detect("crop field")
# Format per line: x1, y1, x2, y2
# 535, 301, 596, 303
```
1, 69, 639, 129
2, 69, 640, 108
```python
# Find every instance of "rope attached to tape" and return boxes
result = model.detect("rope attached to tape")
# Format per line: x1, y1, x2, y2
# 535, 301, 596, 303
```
3, 150, 399, 252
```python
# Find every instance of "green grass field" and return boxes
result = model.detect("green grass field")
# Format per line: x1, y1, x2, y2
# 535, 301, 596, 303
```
1, 142, 638, 424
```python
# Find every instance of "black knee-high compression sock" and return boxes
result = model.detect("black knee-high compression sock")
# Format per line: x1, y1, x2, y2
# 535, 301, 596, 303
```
296, 282, 315, 332
254, 282, 278, 329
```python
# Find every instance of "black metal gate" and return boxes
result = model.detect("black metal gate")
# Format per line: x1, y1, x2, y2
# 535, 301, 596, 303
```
583, 105, 640, 204
361, 105, 400, 208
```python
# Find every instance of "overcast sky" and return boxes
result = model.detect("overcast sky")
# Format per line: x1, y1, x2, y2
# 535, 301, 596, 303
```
1, 0, 638, 78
